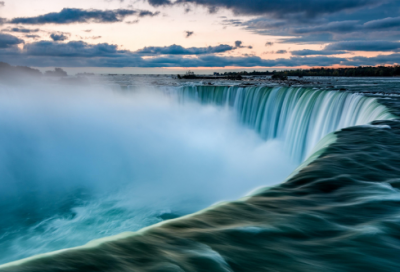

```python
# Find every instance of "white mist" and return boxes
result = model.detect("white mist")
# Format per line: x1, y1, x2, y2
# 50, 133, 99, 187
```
0, 81, 296, 264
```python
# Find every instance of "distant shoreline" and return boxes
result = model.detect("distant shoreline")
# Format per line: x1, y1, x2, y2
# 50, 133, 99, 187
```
1, 61, 400, 78
210, 66, 400, 78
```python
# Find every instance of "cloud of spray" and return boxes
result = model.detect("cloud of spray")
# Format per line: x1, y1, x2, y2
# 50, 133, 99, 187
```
0, 80, 296, 264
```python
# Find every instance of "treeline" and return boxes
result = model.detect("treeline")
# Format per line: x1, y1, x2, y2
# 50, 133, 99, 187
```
220, 70, 273, 76
0, 62, 42, 77
219, 66, 400, 77
0, 62, 68, 79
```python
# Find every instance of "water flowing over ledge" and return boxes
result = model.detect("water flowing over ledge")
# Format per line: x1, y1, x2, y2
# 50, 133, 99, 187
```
177, 86, 395, 161
1, 86, 399, 272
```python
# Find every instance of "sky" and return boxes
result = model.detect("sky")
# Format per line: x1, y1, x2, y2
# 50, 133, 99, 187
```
0, 0, 400, 73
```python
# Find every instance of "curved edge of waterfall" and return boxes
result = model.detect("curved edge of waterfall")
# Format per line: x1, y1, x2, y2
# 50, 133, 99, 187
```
0, 125, 341, 271
2, 87, 400, 272
177, 86, 396, 162
2, 119, 399, 272
244, 131, 338, 197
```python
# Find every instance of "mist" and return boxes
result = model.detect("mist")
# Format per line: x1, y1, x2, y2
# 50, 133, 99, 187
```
0, 80, 296, 264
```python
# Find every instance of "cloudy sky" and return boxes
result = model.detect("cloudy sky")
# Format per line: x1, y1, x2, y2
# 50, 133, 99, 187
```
0, 0, 400, 72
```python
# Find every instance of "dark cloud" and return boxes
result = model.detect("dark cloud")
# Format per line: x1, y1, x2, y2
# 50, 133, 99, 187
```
234, 40, 252, 49
2, 27, 40, 33
136, 44, 235, 55
223, 17, 338, 44
0, 2, 4, 7
3, 38, 400, 68
22, 41, 122, 57
0, 39, 317, 67
279, 34, 334, 44
0, 50, 351, 68
289, 41, 400, 55
77, 35, 102, 40
50, 33, 69, 41
229, 18, 333, 39
0, 33, 24, 48
25, 34, 41, 39
10, 8, 159, 25
343, 53, 400, 66
138, 10, 160, 17
363, 16, 400, 30
265, 42, 274, 46
148, 0, 171, 6
126, 20, 139, 24
291, 49, 348, 56
149, 0, 386, 18
326, 41, 400, 51
185, 31, 194, 38
291, 20, 359, 34
286, 17, 400, 36
276, 50, 287, 54
0, 38, 350, 68
22, 41, 236, 59
207, 6, 218, 14
220, 2, 400, 45
222, 19, 243, 27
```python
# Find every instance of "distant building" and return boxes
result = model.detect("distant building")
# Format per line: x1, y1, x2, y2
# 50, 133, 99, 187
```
213, 72, 220, 76
182, 70, 197, 79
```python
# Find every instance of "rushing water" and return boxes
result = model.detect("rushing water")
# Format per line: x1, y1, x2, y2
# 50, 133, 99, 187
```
177, 86, 394, 161
1, 76, 400, 271
0, 82, 296, 264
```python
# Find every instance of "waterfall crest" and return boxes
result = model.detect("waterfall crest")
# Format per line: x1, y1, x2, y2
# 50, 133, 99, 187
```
178, 86, 395, 161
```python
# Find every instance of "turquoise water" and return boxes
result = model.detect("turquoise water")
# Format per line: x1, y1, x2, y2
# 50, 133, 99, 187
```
178, 85, 394, 161
0, 82, 295, 264
1, 76, 400, 271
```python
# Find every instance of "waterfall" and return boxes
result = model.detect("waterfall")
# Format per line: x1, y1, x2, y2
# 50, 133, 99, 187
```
177, 86, 395, 162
